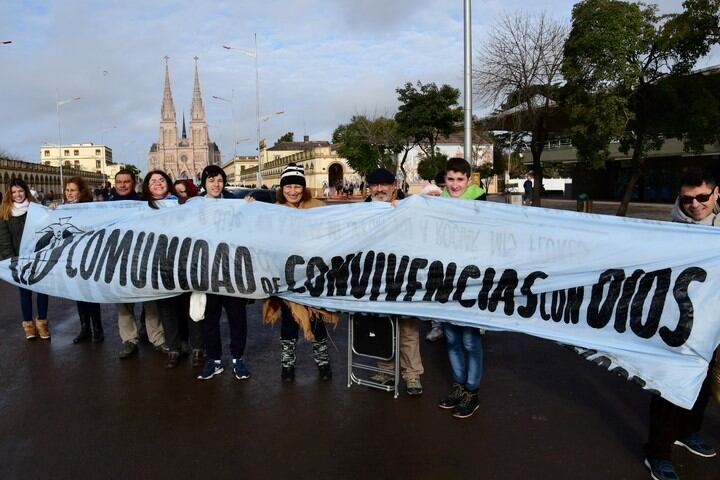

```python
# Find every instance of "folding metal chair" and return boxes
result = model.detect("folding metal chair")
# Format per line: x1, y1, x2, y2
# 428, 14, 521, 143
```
346, 312, 400, 399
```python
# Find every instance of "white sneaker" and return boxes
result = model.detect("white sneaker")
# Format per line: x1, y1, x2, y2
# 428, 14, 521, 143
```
425, 326, 444, 342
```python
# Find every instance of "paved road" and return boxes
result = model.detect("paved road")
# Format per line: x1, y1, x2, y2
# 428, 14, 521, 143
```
1, 199, 717, 480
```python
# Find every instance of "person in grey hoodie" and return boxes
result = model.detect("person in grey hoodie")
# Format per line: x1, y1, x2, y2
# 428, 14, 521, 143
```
644, 168, 718, 480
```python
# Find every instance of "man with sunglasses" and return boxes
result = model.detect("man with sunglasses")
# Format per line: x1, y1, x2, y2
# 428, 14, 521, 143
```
644, 168, 718, 480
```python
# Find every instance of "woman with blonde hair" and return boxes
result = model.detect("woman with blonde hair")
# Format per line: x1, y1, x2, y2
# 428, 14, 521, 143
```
0, 178, 50, 340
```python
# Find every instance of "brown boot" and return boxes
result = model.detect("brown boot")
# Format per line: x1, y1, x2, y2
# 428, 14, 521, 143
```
22, 321, 37, 340
35, 319, 50, 340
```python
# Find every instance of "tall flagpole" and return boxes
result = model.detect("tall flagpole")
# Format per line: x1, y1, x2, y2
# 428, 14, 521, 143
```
464, 0, 473, 165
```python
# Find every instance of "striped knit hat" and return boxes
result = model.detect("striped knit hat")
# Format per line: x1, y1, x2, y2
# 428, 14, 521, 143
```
280, 163, 305, 187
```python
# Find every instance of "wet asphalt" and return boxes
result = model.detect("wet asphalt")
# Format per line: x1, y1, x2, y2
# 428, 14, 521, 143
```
1, 199, 717, 480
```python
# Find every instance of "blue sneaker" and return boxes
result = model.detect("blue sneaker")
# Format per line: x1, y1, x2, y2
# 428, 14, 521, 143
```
674, 433, 717, 457
644, 458, 679, 480
197, 359, 224, 380
233, 358, 250, 380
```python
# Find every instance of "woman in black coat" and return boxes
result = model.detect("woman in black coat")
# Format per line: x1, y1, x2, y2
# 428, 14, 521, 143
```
0, 178, 50, 340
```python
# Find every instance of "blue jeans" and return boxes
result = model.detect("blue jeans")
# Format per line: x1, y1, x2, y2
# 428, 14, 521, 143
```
19, 287, 49, 322
443, 323, 483, 391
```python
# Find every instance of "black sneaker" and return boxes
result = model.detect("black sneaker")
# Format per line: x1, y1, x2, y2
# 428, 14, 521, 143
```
197, 359, 224, 380
674, 433, 717, 457
438, 383, 465, 409
452, 389, 480, 419
153, 343, 170, 355
644, 458, 679, 480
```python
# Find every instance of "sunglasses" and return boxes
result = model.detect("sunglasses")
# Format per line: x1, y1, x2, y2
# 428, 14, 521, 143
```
679, 192, 714, 205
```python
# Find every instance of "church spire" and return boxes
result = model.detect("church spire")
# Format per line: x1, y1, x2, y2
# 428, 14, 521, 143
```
182, 113, 187, 139
190, 56, 205, 122
161, 56, 177, 122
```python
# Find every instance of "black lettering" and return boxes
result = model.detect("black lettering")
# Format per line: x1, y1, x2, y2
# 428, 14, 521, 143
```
305, 256, 329, 297
564, 287, 584, 324
94, 230, 134, 285
423, 261, 457, 303
587, 269, 625, 328
177, 237, 193, 290
66, 231, 94, 278
630, 268, 671, 339
404, 257, 428, 301
151, 235, 178, 290
551, 290, 566, 322
351, 251, 375, 299
234, 247, 256, 294
385, 254, 410, 301
210, 242, 233, 293
488, 269, 518, 315
190, 239, 209, 291
477, 268, 496, 310
285, 255, 306, 294
369, 253, 386, 301
326, 254, 354, 296
453, 265, 480, 308
517, 271, 548, 318
79, 230, 106, 281
130, 233, 155, 289
660, 267, 706, 347
539, 292, 551, 320
614, 269, 644, 333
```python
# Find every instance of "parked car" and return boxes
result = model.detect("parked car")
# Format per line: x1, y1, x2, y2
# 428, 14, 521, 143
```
228, 187, 276, 203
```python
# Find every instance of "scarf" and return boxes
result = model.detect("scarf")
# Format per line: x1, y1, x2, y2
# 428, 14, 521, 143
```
441, 184, 486, 200
12, 200, 29, 217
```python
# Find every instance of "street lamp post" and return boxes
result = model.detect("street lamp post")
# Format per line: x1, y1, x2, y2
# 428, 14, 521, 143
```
56, 94, 81, 190
223, 35, 262, 186
212, 91, 237, 156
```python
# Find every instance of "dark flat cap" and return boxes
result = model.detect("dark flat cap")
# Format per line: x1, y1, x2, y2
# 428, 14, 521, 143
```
366, 168, 395, 185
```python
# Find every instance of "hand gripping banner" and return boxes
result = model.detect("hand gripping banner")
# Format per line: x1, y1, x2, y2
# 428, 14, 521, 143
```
1, 196, 719, 408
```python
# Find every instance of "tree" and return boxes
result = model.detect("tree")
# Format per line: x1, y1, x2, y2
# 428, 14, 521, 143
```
475, 12, 568, 206
276, 132, 294, 144
332, 116, 403, 177
395, 82, 463, 185
562, 0, 720, 216
417, 152, 448, 181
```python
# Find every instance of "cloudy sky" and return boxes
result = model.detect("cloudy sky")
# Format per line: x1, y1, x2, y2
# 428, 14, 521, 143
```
0, 0, 717, 171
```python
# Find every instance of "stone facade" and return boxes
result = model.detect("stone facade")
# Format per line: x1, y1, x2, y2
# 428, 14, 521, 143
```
238, 139, 357, 196
147, 58, 220, 181
0, 155, 104, 196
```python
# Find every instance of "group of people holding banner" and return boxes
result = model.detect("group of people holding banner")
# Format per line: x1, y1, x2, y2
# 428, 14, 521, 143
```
0, 158, 718, 480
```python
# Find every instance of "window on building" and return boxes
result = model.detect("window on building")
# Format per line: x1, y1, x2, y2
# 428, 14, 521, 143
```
44, 161, 51, 166
74, 160, 80, 165
73, 150, 79, 156
44, 150, 50, 157
96, 160, 101, 168
95, 149, 101, 156
64, 150, 70, 155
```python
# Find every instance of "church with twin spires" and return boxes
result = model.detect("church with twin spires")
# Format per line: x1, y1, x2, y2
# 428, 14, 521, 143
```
147, 58, 220, 180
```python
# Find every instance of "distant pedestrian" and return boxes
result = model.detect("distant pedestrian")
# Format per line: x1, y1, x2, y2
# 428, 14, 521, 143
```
0, 178, 50, 340
523, 173, 533, 205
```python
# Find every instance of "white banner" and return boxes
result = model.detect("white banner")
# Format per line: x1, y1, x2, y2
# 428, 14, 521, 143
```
1, 196, 719, 408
